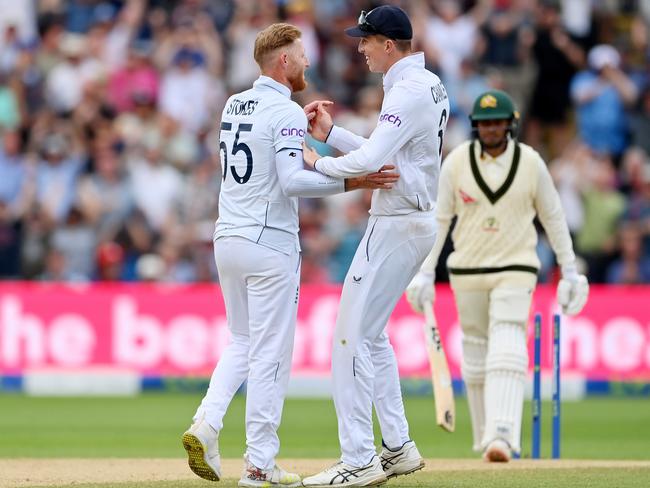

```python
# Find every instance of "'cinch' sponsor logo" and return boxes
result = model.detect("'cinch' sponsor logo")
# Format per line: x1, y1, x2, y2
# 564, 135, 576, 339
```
379, 112, 402, 127
281, 127, 305, 137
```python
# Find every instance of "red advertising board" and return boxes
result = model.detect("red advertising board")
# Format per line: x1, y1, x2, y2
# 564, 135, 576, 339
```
0, 283, 648, 379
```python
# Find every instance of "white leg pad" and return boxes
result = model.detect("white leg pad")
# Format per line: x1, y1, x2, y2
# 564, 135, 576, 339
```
482, 322, 528, 452
461, 335, 487, 451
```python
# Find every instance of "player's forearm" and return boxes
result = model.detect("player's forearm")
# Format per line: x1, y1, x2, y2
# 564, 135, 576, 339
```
326, 125, 368, 153
608, 71, 638, 105
420, 217, 451, 275
541, 213, 576, 268
535, 163, 577, 267
315, 123, 409, 178
282, 170, 345, 197
314, 150, 379, 178
277, 149, 345, 197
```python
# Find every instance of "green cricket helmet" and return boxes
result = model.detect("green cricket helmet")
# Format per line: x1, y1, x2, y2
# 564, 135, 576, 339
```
469, 90, 520, 137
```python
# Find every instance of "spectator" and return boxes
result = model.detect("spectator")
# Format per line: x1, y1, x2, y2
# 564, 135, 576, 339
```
107, 41, 159, 113
95, 241, 125, 281
0, 130, 30, 216
0, 24, 21, 74
623, 157, 650, 257
50, 206, 96, 280
39, 247, 83, 281
0, 72, 21, 129
526, 0, 585, 159
178, 159, 219, 245
35, 133, 84, 224
571, 44, 638, 164
424, 0, 490, 83
606, 222, 650, 284
44, 32, 103, 113
575, 154, 626, 282
479, 2, 536, 114
444, 58, 491, 140
0, 130, 27, 277
158, 47, 221, 133
128, 133, 183, 234
630, 87, 650, 157
77, 145, 133, 242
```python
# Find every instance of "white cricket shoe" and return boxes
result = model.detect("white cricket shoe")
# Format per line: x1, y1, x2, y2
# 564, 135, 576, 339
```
379, 440, 425, 478
181, 414, 221, 481
483, 438, 511, 463
302, 455, 387, 487
238, 455, 301, 487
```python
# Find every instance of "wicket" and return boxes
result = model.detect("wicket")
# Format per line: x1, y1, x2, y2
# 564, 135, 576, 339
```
531, 313, 561, 459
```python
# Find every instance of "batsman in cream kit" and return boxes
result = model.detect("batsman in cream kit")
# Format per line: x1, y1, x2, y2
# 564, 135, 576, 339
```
407, 90, 589, 462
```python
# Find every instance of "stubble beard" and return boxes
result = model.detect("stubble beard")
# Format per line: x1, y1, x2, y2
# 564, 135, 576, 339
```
289, 71, 308, 92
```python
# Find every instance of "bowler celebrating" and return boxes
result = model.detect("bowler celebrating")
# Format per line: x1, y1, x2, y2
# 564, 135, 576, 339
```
181, 23, 398, 487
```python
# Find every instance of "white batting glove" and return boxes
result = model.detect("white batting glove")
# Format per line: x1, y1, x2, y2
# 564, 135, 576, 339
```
557, 264, 589, 316
406, 271, 435, 314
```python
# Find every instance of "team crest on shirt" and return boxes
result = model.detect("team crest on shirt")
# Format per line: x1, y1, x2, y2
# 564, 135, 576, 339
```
459, 189, 477, 204
483, 217, 500, 232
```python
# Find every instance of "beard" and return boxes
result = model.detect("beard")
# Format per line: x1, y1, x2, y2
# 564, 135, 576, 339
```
479, 137, 507, 149
288, 70, 308, 92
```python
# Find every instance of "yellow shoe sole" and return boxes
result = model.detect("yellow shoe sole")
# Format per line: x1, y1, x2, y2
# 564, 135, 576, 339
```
182, 432, 220, 481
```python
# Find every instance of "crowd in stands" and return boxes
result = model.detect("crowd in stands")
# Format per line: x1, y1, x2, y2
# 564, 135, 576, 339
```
0, 0, 649, 284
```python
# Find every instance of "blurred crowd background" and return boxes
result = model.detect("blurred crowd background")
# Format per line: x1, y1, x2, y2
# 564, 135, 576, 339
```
0, 0, 649, 285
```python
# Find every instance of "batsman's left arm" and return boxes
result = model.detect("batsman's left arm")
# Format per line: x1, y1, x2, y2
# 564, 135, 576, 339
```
533, 156, 576, 269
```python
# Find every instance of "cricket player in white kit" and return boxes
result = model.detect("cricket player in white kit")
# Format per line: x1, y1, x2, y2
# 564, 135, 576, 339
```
181, 24, 399, 487
300, 6, 449, 487
406, 90, 589, 462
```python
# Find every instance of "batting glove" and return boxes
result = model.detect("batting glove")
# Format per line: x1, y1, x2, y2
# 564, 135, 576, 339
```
406, 270, 435, 314
556, 264, 589, 316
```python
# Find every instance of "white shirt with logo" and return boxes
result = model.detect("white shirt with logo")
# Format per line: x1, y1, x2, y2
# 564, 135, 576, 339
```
315, 52, 450, 216
215, 76, 343, 254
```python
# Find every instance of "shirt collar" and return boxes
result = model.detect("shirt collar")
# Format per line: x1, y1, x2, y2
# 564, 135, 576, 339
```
253, 75, 292, 98
383, 52, 425, 91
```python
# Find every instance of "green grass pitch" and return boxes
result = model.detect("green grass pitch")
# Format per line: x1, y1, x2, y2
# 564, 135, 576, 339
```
1, 393, 649, 487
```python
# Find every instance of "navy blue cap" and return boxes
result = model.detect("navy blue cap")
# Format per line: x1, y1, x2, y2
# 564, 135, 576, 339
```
345, 6, 413, 40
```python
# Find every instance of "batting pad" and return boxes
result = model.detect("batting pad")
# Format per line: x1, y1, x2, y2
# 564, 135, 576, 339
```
483, 321, 528, 453
462, 335, 488, 451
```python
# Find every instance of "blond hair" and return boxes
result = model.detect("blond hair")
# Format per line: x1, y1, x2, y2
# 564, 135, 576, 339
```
253, 23, 302, 68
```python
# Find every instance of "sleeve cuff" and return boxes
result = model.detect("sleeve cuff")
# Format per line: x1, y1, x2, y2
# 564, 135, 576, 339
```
324, 124, 335, 144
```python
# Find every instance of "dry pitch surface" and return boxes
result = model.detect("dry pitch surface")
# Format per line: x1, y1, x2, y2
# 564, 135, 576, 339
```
2, 458, 650, 488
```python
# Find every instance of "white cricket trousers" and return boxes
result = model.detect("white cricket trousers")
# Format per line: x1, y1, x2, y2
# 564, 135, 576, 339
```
332, 214, 436, 467
194, 236, 300, 470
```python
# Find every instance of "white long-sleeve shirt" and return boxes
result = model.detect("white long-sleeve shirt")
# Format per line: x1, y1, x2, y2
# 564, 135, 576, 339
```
215, 76, 344, 254
314, 52, 450, 216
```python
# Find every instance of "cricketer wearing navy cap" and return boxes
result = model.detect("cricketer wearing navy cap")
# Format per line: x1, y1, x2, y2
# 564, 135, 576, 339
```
344, 5, 413, 40
302, 4, 450, 488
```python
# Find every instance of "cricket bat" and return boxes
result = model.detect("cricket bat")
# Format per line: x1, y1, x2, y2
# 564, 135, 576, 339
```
423, 300, 455, 432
